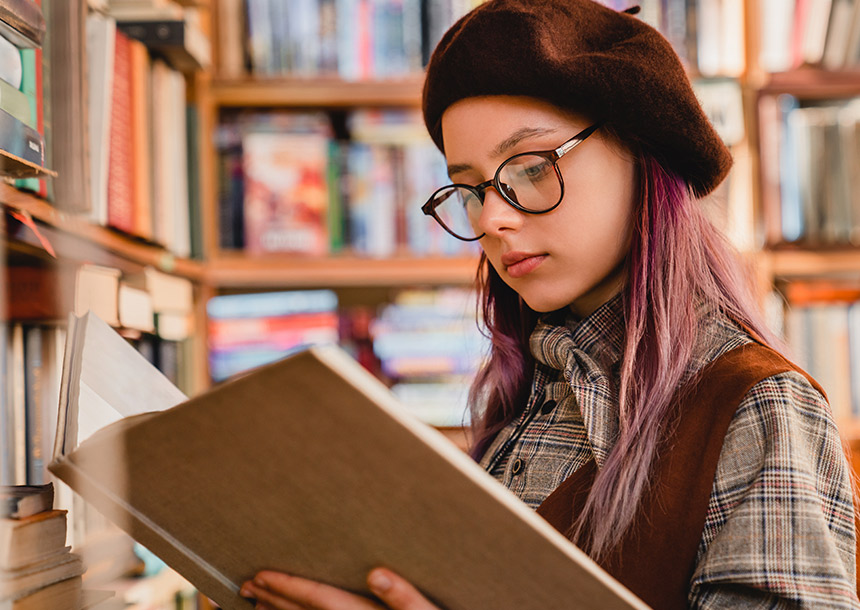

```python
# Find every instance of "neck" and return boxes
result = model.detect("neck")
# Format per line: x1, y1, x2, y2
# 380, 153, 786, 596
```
568, 261, 627, 319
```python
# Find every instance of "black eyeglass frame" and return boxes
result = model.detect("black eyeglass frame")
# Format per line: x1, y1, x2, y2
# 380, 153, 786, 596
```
421, 121, 604, 241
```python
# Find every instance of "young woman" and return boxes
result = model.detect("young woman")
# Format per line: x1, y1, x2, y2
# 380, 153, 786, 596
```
240, 1, 859, 608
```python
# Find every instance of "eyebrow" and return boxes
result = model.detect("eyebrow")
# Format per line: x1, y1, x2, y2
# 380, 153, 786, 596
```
446, 126, 559, 178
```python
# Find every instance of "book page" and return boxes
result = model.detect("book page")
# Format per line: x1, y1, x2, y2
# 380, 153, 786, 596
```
61, 312, 187, 452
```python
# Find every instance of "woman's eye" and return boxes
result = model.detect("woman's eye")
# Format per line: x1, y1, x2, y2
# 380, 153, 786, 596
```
522, 160, 552, 179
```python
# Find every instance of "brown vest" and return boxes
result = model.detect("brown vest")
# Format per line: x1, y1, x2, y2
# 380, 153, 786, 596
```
536, 342, 826, 610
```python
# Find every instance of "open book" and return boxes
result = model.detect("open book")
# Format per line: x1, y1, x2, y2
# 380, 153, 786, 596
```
48, 312, 648, 610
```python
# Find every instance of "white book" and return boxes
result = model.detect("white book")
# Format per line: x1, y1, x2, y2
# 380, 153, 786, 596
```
86, 13, 117, 227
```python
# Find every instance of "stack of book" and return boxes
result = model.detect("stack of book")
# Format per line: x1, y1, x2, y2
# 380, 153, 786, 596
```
0, 0, 51, 181
371, 288, 489, 427
207, 289, 341, 382
0, 483, 84, 610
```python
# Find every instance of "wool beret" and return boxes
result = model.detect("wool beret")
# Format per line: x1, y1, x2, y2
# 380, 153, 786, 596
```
422, 0, 732, 198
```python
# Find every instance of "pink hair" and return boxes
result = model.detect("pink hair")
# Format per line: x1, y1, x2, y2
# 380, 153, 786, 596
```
468, 152, 781, 561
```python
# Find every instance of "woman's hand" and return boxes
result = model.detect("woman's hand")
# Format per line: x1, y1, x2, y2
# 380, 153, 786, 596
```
239, 568, 441, 610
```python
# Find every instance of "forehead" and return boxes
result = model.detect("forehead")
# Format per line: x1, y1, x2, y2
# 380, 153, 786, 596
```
440, 96, 591, 159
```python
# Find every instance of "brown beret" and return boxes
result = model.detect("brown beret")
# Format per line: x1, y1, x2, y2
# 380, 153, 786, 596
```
422, 0, 732, 197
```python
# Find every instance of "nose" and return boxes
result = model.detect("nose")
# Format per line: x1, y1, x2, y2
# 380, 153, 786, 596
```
477, 186, 523, 237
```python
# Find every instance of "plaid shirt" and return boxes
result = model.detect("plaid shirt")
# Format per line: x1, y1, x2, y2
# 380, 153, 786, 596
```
479, 294, 859, 609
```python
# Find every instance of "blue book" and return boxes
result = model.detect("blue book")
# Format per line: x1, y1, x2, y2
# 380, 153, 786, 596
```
207, 289, 338, 320
0, 104, 43, 170
778, 94, 803, 242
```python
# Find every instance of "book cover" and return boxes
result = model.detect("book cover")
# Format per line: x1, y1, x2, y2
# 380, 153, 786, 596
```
49, 312, 646, 610
242, 131, 330, 256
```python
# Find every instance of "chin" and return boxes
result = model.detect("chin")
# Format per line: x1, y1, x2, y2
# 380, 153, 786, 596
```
519, 293, 576, 314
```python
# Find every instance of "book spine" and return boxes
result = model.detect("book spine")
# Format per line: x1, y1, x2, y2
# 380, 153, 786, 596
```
24, 325, 44, 484
107, 29, 136, 235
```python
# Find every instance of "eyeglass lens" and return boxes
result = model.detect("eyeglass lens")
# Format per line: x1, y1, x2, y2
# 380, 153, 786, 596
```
430, 153, 562, 240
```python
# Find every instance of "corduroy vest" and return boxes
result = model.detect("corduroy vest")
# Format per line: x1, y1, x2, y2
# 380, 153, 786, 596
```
536, 341, 826, 610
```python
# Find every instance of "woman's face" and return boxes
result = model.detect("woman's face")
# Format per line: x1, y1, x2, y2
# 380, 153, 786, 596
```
441, 96, 638, 316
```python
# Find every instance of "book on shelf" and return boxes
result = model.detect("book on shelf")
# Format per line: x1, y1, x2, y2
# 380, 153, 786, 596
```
1, 483, 53, 519
206, 289, 339, 382
49, 310, 646, 610
151, 57, 191, 257
14, 1, 48, 197
242, 128, 331, 256
0, 0, 44, 49
0, 485, 83, 608
2, 575, 82, 610
45, 0, 90, 211
0, 75, 31, 126
0, 509, 67, 570
759, 0, 860, 71
1, 322, 65, 488
116, 16, 212, 72
780, 279, 860, 420
0, 31, 21, 86
0, 105, 46, 178
218, 109, 476, 258
757, 95, 860, 246
107, 29, 137, 235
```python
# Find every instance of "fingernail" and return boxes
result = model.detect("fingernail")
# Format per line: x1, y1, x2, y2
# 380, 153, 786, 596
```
254, 576, 267, 588
369, 570, 392, 593
239, 586, 252, 598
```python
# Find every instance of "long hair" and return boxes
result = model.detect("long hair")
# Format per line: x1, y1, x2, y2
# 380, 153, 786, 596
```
468, 151, 780, 561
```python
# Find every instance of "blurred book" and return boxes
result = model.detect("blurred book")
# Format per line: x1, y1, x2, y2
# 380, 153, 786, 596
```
207, 290, 339, 382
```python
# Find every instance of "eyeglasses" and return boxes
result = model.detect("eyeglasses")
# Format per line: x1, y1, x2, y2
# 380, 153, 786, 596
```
421, 122, 603, 241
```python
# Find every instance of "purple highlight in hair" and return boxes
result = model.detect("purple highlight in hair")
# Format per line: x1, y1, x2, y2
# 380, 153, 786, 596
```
467, 151, 781, 561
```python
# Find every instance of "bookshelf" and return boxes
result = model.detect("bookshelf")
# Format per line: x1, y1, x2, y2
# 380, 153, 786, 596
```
210, 76, 425, 108
205, 253, 478, 288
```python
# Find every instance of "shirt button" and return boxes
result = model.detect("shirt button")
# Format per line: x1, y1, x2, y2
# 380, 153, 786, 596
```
541, 399, 557, 415
511, 458, 524, 475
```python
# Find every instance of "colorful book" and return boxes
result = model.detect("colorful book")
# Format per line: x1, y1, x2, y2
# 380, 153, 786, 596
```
242, 130, 330, 256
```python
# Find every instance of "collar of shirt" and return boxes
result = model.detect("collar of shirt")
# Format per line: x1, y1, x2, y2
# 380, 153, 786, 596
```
530, 294, 625, 468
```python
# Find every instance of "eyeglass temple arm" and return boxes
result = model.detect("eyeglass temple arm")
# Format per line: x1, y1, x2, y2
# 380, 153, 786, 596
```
554, 122, 604, 157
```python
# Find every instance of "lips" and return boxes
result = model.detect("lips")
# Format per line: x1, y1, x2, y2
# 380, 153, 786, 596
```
501, 251, 547, 279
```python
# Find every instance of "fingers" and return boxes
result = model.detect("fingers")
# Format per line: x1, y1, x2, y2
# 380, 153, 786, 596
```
241, 572, 385, 610
366, 569, 439, 610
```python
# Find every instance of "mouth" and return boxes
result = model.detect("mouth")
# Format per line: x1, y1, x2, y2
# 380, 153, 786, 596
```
501, 251, 547, 279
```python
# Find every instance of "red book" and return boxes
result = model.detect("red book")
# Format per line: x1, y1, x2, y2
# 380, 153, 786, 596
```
107, 30, 136, 235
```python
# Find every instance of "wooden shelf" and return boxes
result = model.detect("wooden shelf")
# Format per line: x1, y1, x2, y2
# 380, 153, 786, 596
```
1, 183, 204, 280
206, 253, 479, 288
210, 76, 424, 108
765, 247, 860, 279
759, 68, 860, 98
